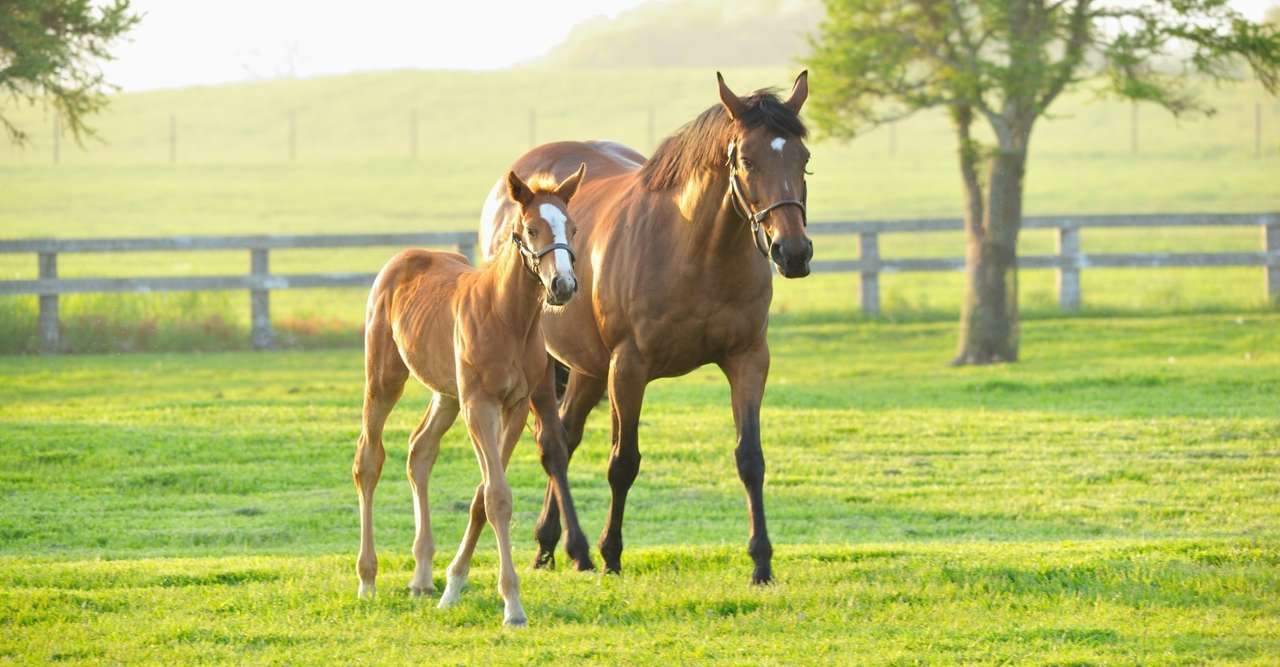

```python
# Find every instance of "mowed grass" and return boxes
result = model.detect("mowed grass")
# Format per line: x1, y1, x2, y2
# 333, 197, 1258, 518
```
1, 312, 1278, 663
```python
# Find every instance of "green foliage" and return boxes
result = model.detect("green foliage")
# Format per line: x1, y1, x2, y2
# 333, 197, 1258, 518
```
0, 0, 140, 145
806, 0, 1280, 139
0, 312, 1277, 661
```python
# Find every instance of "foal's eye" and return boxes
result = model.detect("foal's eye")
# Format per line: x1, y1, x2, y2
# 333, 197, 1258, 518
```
527, 228, 539, 239
741, 157, 753, 169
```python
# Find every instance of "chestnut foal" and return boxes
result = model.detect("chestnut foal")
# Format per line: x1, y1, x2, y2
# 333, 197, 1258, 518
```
353, 165, 589, 626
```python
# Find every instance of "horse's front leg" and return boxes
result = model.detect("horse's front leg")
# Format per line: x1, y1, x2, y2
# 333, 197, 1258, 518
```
720, 340, 773, 585
530, 359, 597, 571
598, 349, 647, 574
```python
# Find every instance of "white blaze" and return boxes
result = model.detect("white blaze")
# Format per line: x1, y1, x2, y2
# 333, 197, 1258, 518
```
771, 137, 786, 152
539, 203, 574, 277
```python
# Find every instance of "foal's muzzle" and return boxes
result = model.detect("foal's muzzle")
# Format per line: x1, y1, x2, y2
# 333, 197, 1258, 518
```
771, 237, 813, 278
546, 274, 578, 306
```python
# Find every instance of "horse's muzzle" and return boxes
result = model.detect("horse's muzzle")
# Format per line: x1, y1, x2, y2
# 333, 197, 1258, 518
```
546, 274, 578, 305
771, 238, 813, 279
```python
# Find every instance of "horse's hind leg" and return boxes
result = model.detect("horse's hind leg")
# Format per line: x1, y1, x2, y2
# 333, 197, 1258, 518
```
353, 318, 409, 599
532, 367, 605, 569
406, 392, 459, 597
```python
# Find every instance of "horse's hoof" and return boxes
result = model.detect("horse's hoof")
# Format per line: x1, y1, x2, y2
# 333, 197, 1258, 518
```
532, 550, 555, 570
573, 557, 596, 572
503, 615, 528, 628
751, 569, 774, 586
409, 585, 435, 598
437, 575, 466, 609
357, 582, 376, 599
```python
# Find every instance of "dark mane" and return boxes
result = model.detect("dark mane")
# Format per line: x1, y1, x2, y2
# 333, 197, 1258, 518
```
638, 89, 807, 192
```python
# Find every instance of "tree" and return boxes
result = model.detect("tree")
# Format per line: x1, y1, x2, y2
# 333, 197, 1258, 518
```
0, 0, 140, 145
806, 0, 1280, 365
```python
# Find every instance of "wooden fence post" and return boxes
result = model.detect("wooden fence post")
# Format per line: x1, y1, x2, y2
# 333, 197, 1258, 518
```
458, 241, 477, 266
38, 252, 59, 353
1057, 225, 1082, 311
859, 231, 880, 317
1265, 216, 1279, 307
410, 107, 419, 160
288, 111, 297, 161
250, 249, 273, 349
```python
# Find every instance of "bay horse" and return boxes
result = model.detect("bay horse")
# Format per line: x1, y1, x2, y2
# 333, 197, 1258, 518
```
354, 165, 592, 626
478, 72, 812, 584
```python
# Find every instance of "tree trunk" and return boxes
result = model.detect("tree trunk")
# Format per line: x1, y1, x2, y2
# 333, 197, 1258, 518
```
953, 147, 1026, 365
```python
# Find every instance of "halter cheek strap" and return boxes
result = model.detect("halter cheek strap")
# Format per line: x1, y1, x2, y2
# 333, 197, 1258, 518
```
726, 141, 808, 259
512, 232, 576, 278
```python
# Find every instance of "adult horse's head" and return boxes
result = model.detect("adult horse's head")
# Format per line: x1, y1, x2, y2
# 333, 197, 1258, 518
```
718, 71, 813, 278
506, 163, 586, 305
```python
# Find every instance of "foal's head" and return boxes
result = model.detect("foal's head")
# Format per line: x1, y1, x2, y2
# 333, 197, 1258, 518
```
506, 164, 586, 306
717, 71, 813, 278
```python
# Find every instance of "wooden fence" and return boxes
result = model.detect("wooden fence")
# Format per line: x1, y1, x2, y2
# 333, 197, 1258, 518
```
1, 213, 1276, 353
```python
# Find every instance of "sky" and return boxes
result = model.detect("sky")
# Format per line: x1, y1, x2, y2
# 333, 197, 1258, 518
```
103, 0, 650, 91
103, 0, 1278, 92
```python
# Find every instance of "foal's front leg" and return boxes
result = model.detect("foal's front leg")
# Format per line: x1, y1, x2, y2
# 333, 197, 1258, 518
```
440, 398, 528, 626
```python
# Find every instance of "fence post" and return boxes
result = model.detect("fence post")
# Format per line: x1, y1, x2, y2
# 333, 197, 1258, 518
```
38, 252, 60, 354
288, 111, 297, 161
410, 108, 419, 160
859, 231, 880, 317
458, 241, 477, 266
1265, 216, 1279, 307
1057, 225, 1082, 311
250, 248, 274, 349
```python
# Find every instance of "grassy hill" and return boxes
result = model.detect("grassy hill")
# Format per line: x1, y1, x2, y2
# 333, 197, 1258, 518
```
0, 67, 1277, 351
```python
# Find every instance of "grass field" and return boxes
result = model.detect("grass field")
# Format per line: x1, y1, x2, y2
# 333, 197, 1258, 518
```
2, 311, 1278, 663
1, 68, 1279, 352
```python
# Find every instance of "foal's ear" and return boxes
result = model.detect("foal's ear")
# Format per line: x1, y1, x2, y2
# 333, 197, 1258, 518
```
784, 70, 809, 113
716, 71, 746, 120
506, 170, 535, 208
555, 163, 587, 204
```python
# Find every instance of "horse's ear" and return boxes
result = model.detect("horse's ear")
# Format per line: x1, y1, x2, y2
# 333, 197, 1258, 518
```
784, 70, 808, 113
716, 71, 746, 120
555, 163, 587, 204
506, 170, 534, 208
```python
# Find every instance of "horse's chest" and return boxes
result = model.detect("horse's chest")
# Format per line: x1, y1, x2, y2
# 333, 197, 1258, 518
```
630, 288, 769, 372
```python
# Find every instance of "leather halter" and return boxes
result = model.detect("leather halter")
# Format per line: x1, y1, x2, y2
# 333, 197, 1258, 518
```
511, 232, 575, 278
726, 140, 808, 259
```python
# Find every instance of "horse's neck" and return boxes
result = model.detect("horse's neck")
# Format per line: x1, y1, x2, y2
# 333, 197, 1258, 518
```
666, 169, 764, 271
475, 242, 542, 336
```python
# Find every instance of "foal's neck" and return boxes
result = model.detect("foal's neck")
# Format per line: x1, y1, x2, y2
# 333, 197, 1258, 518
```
477, 241, 544, 337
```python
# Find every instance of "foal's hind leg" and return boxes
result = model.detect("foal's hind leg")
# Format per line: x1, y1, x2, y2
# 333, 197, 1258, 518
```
354, 325, 409, 599
406, 392, 459, 597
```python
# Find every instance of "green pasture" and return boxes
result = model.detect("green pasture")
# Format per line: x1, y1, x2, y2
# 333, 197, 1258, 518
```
1, 68, 1279, 351
1, 312, 1277, 663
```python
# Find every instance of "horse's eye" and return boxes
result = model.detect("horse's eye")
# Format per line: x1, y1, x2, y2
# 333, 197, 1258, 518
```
741, 157, 753, 169
527, 228, 539, 239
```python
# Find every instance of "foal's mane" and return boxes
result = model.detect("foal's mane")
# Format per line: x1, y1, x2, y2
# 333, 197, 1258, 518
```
638, 89, 807, 192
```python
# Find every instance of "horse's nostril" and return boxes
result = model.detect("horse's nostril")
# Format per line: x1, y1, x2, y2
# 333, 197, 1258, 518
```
770, 242, 784, 264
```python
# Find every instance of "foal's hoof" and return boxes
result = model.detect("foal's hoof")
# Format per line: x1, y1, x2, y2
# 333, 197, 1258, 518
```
409, 585, 435, 598
357, 582, 376, 599
437, 575, 466, 609
503, 615, 528, 628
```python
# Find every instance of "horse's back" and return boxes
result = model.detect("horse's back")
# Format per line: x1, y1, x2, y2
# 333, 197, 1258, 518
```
479, 141, 645, 262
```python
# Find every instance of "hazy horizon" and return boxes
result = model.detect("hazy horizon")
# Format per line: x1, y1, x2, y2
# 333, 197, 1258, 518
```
101, 0, 1280, 93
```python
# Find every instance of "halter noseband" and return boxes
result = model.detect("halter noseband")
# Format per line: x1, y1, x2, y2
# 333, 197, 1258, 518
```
726, 141, 808, 259
511, 232, 575, 278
